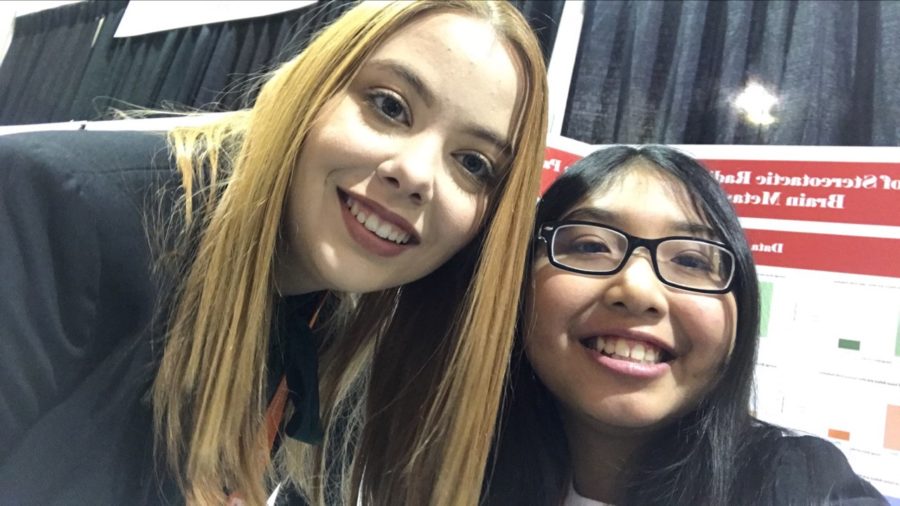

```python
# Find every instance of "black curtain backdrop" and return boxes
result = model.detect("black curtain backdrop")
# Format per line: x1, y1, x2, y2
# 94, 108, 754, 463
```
0, 1, 124, 125
564, 0, 900, 146
0, 0, 563, 126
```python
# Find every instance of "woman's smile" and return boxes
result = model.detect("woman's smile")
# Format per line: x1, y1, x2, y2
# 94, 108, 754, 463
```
578, 330, 676, 379
338, 188, 418, 257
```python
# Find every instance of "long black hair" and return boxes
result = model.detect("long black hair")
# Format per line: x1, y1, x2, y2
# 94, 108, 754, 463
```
483, 145, 781, 505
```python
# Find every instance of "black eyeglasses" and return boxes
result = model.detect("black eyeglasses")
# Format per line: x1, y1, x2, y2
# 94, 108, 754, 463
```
537, 220, 736, 294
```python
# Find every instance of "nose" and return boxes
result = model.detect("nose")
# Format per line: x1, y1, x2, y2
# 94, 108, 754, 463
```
601, 248, 668, 317
375, 137, 440, 205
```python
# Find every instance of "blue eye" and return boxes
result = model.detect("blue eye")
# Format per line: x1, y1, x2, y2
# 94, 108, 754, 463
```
454, 152, 494, 179
369, 90, 410, 125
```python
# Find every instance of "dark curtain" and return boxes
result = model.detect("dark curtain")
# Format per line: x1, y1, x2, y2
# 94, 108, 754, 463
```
0, 0, 563, 126
0, 1, 127, 125
510, 0, 565, 63
563, 0, 900, 146
0, 1, 357, 124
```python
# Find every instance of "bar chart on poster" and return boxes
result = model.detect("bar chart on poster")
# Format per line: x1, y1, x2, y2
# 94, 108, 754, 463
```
752, 266, 900, 499
543, 138, 900, 502
687, 148, 900, 501
688, 148, 900, 501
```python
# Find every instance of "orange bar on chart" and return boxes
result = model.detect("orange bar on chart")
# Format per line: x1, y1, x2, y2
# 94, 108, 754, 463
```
886, 405, 900, 451
828, 429, 851, 441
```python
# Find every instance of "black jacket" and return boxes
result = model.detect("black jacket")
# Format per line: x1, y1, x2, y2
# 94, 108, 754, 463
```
0, 130, 323, 505
746, 432, 888, 505
0, 130, 182, 504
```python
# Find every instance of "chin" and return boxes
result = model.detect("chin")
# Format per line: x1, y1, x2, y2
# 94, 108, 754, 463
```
588, 407, 678, 435
326, 267, 405, 294
328, 274, 387, 294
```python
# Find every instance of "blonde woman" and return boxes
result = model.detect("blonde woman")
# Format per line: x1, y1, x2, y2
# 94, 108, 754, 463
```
0, 1, 548, 504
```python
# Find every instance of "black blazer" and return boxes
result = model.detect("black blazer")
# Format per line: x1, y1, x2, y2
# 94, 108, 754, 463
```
0, 130, 182, 504
748, 433, 888, 505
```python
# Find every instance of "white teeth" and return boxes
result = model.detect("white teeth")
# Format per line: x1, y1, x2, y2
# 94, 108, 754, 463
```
346, 195, 410, 245
615, 340, 630, 359
589, 336, 666, 365
603, 339, 616, 355
364, 214, 381, 232
631, 343, 645, 361
375, 222, 392, 239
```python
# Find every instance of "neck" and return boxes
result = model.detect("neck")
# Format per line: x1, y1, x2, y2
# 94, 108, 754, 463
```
562, 412, 651, 504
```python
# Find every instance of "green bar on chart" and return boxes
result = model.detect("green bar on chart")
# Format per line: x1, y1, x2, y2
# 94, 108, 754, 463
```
895, 319, 900, 357
838, 338, 860, 351
759, 281, 772, 338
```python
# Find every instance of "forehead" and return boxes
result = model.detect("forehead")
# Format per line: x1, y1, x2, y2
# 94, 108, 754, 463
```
373, 11, 510, 65
363, 11, 522, 119
568, 164, 708, 231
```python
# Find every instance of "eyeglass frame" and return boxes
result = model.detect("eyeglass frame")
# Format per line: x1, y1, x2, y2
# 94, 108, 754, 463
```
536, 220, 737, 294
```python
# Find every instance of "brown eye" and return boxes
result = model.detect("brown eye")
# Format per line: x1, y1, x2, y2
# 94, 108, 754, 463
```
368, 89, 410, 126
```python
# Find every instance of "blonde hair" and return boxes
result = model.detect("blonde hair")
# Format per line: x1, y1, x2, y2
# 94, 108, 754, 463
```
151, 1, 548, 504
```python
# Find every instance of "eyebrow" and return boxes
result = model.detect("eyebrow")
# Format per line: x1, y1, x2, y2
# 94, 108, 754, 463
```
466, 123, 511, 156
369, 59, 435, 107
563, 207, 716, 237
368, 59, 512, 156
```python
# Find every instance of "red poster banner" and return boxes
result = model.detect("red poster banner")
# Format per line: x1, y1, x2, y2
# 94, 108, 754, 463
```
542, 147, 583, 194
543, 148, 900, 227
705, 159, 900, 227
743, 229, 900, 277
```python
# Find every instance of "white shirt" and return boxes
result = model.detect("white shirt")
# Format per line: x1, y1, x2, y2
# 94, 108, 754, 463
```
563, 481, 616, 506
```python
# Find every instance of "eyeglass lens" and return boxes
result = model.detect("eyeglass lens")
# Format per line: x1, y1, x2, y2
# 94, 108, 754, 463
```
550, 224, 733, 291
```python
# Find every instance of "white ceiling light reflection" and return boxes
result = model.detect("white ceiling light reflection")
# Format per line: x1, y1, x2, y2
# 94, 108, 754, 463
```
734, 82, 778, 126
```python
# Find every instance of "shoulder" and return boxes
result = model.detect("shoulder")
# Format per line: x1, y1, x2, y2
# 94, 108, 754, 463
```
0, 130, 179, 234
772, 435, 860, 481
0, 129, 171, 191
0, 129, 170, 170
0, 130, 182, 344
0, 131, 178, 466
753, 432, 888, 505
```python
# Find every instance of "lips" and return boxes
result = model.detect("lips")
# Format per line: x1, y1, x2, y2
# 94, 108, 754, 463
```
337, 188, 421, 257
347, 197, 412, 245
577, 330, 675, 379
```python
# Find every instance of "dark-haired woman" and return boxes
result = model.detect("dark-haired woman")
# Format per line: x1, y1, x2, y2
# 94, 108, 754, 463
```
484, 145, 887, 505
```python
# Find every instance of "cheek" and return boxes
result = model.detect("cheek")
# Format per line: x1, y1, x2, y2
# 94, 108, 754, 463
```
297, 97, 375, 173
432, 189, 486, 247
524, 272, 589, 406
528, 265, 584, 345
673, 294, 737, 370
